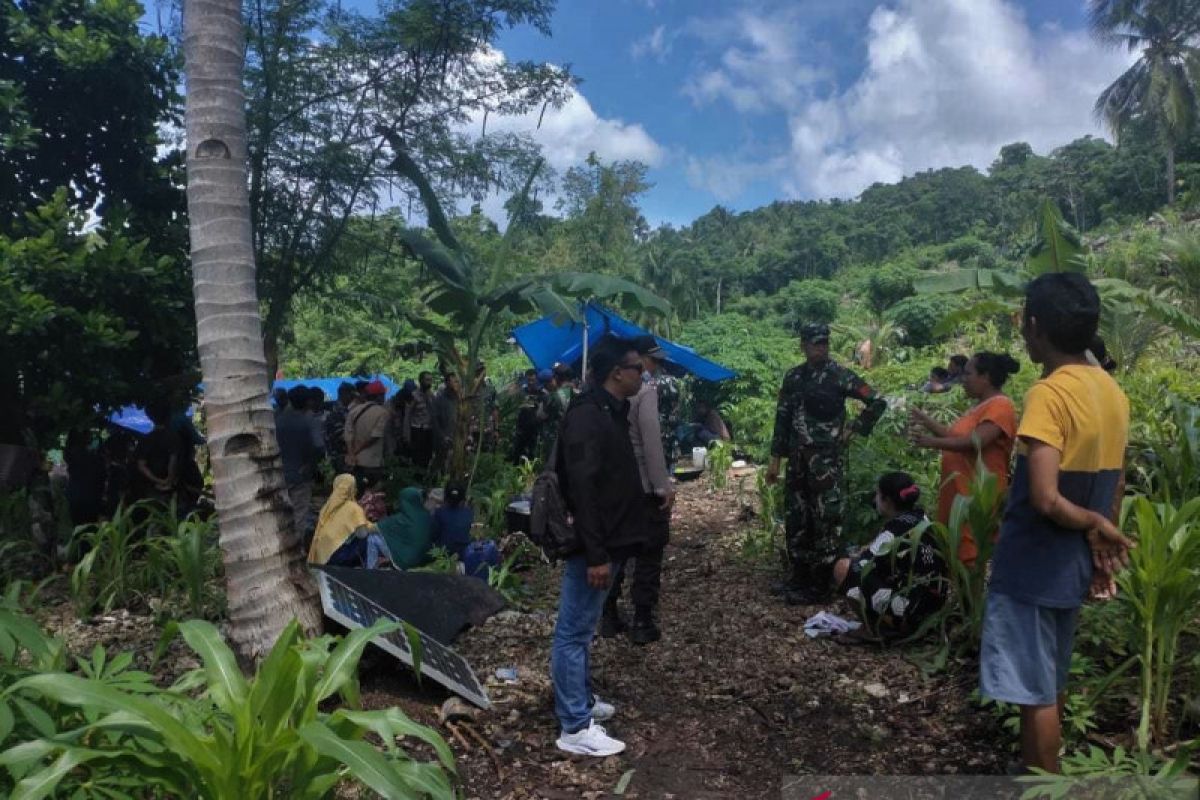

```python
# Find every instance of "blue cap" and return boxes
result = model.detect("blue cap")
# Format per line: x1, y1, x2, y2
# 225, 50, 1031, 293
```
537, 368, 554, 383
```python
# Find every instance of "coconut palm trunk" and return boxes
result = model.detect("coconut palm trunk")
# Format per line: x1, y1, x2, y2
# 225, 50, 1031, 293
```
183, 0, 322, 659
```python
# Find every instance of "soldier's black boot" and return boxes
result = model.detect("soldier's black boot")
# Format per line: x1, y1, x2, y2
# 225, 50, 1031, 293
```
629, 605, 660, 645
784, 563, 834, 606
598, 596, 627, 638
769, 564, 805, 597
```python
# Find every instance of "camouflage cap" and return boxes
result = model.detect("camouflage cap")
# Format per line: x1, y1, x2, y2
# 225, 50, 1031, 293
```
800, 323, 831, 344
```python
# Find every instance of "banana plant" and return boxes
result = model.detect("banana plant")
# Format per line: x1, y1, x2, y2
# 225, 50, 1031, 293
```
386, 137, 670, 479
915, 200, 1200, 347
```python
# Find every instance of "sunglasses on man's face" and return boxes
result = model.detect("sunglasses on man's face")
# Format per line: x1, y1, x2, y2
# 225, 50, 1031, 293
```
617, 361, 644, 373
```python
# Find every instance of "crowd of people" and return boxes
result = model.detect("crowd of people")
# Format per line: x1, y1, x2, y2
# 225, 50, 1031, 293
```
14, 269, 1132, 776
546, 272, 1132, 778
52, 394, 207, 528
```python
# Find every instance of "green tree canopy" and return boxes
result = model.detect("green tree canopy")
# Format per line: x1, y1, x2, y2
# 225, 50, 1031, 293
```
0, 193, 195, 446
0, 0, 180, 229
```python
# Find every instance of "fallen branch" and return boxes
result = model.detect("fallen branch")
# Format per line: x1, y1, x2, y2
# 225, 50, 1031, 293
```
460, 720, 506, 782
445, 721, 473, 751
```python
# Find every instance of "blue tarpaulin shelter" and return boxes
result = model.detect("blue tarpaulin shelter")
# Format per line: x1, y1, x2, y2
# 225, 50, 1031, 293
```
273, 375, 399, 401
108, 406, 195, 435
108, 406, 156, 435
512, 303, 735, 382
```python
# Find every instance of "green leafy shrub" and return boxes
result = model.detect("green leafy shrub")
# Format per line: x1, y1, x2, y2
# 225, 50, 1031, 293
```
862, 262, 918, 315
0, 618, 457, 799
776, 279, 840, 330
888, 295, 953, 347
1134, 396, 1200, 505
0, 491, 49, 583
1020, 744, 1198, 799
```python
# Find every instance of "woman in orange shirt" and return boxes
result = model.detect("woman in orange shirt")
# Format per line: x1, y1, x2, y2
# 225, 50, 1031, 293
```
909, 352, 1020, 566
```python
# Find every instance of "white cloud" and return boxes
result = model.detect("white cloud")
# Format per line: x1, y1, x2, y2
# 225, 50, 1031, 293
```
482, 91, 665, 172
683, 0, 1136, 200
683, 9, 826, 113
453, 49, 665, 224
631, 25, 672, 61
789, 0, 1136, 197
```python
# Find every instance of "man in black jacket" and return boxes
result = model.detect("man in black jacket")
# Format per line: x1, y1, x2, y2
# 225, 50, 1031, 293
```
550, 336, 646, 757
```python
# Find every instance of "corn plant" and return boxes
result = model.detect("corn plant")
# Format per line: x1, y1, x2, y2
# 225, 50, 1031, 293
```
68, 501, 158, 616
516, 456, 540, 493
739, 468, 784, 565
487, 549, 525, 605
0, 618, 457, 799
148, 512, 223, 620
706, 441, 733, 490
905, 461, 1004, 657
1117, 496, 1200, 752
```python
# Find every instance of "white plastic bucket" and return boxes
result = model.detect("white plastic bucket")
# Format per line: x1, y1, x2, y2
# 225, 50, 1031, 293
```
692, 447, 708, 468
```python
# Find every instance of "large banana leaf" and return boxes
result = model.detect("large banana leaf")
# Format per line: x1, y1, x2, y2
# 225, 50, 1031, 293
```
420, 283, 480, 326
479, 278, 580, 323
385, 137, 463, 259
932, 296, 1020, 336
398, 229, 471, 294
551, 272, 671, 317
914, 268, 1024, 295
1027, 199, 1085, 274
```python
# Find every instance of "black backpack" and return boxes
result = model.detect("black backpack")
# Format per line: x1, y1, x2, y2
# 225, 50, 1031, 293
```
528, 405, 582, 561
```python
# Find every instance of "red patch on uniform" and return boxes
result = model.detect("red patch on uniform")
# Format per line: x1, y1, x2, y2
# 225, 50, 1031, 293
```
857, 384, 873, 399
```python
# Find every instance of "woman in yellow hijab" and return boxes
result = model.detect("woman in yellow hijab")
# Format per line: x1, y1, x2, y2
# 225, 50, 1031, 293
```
308, 474, 391, 567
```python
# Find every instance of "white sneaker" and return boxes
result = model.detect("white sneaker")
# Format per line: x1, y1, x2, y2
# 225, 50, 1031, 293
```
591, 695, 615, 722
556, 721, 626, 757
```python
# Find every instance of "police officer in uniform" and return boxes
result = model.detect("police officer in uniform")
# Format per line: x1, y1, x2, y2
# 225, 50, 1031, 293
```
766, 323, 887, 604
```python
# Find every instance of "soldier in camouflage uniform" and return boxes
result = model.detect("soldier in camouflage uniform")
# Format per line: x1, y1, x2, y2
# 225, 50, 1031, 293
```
538, 364, 575, 460
766, 323, 886, 605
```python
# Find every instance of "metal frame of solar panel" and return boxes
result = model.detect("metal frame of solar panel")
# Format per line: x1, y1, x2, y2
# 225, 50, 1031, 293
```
315, 569, 491, 709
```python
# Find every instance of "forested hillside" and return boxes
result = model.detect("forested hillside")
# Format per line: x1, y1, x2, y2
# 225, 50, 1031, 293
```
280, 124, 1199, 382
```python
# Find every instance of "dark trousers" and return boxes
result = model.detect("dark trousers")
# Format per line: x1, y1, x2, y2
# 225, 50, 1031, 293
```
409, 427, 433, 470
611, 494, 671, 609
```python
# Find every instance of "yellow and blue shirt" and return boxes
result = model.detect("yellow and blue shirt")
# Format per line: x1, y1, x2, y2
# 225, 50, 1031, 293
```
990, 364, 1129, 609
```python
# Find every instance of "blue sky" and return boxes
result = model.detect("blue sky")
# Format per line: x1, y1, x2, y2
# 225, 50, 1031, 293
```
480, 0, 1134, 227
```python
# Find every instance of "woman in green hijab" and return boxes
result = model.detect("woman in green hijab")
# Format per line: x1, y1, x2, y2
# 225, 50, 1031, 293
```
375, 487, 433, 569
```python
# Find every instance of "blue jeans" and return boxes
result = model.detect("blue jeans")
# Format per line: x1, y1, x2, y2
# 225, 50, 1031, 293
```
328, 531, 391, 569
550, 554, 616, 733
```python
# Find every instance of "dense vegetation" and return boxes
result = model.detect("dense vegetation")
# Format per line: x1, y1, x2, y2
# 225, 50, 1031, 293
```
3, 0, 1200, 794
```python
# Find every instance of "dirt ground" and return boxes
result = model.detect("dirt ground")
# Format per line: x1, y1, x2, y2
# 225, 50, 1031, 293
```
37, 479, 1011, 799
358, 480, 1011, 799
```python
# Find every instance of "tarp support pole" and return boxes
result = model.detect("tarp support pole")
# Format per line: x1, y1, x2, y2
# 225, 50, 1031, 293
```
581, 318, 589, 379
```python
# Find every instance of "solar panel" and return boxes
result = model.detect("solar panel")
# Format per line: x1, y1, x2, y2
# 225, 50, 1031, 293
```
315, 569, 491, 709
